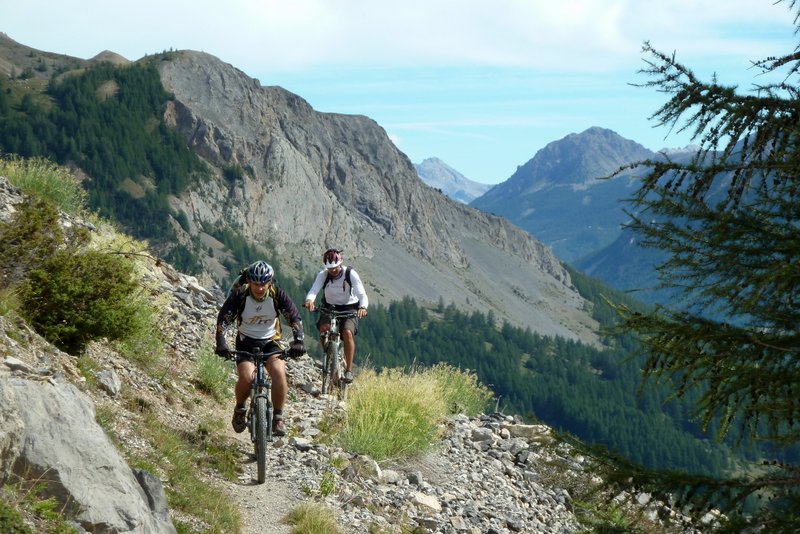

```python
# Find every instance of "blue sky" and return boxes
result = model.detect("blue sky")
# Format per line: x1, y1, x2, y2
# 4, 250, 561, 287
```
3, 0, 798, 184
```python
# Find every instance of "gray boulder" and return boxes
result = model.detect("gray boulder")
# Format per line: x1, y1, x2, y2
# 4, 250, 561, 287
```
1, 377, 176, 533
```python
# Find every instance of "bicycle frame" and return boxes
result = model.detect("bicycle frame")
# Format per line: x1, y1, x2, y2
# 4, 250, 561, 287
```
318, 307, 357, 399
229, 346, 285, 484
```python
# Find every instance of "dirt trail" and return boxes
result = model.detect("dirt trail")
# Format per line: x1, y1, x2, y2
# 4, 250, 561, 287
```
213, 401, 307, 533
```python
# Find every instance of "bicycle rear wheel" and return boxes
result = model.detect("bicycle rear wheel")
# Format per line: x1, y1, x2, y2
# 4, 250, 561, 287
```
254, 396, 268, 483
322, 343, 337, 396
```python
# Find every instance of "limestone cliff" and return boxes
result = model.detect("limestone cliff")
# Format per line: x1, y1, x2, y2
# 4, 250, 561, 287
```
156, 51, 599, 344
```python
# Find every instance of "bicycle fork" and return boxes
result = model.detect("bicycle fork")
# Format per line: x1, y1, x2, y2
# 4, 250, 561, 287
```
249, 388, 273, 442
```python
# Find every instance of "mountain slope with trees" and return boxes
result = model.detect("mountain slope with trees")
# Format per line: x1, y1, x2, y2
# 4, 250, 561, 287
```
470, 126, 654, 263
3, 25, 794, 528
0, 33, 599, 346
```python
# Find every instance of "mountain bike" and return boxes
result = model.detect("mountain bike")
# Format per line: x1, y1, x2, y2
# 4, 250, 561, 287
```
226, 346, 286, 484
317, 306, 358, 401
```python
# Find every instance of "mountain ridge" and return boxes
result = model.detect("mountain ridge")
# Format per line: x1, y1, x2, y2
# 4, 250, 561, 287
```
0, 32, 600, 345
152, 49, 600, 344
414, 157, 492, 203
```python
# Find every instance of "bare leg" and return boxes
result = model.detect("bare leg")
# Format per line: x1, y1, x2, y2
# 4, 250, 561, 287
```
235, 361, 256, 406
342, 329, 355, 372
267, 357, 287, 411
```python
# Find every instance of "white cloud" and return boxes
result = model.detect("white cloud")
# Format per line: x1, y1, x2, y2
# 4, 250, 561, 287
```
5, 0, 796, 73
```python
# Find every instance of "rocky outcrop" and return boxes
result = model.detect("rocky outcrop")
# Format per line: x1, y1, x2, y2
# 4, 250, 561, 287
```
1, 374, 176, 533
155, 51, 600, 345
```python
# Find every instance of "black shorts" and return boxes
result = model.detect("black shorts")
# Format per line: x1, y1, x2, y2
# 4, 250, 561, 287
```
234, 336, 283, 362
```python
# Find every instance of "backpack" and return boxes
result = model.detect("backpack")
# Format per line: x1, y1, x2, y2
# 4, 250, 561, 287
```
226, 267, 280, 320
321, 266, 352, 304
226, 267, 248, 297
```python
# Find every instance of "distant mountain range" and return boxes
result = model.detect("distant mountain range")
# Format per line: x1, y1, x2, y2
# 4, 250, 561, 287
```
414, 157, 491, 204
470, 127, 654, 263
449, 126, 697, 306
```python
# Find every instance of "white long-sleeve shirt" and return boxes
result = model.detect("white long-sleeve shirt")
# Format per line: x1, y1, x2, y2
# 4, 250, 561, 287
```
305, 266, 369, 309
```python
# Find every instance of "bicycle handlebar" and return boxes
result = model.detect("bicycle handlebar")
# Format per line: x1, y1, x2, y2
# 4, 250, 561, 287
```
224, 348, 287, 361
312, 306, 359, 318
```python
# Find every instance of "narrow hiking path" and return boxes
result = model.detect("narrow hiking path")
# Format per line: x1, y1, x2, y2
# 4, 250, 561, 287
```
210, 355, 337, 534
220, 429, 303, 534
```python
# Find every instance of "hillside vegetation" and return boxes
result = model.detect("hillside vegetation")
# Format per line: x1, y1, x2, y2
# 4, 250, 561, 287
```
0, 60, 744, 476
0, 58, 207, 271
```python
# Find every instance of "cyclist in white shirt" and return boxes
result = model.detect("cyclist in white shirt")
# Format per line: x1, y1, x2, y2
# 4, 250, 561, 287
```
303, 248, 368, 383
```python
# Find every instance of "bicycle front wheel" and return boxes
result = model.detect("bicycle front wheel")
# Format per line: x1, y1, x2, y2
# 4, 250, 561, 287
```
254, 396, 268, 484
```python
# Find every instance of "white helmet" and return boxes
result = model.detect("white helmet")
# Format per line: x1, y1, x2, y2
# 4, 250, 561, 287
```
323, 248, 343, 269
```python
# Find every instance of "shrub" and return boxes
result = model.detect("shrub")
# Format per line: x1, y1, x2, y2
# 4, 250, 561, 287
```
282, 502, 338, 534
20, 249, 144, 354
0, 198, 64, 288
427, 363, 494, 416
0, 285, 21, 317
336, 364, 494, 462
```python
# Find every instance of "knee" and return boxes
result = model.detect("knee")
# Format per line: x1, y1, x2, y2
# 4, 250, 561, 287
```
269, 362, 286, 379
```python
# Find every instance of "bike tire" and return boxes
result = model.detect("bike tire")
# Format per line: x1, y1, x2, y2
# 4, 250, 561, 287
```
337, 343, 348, 401
254, 396, 268, 484
323, 343, 337, 396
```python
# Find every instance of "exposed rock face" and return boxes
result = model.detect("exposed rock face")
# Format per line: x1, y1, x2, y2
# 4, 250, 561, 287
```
470, 127, 655, 262
2, 377, 176, 534
155, 51, 600, 345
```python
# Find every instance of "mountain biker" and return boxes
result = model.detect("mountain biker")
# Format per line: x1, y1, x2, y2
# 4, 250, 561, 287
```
215, 260, 305, 436
303, 248, 368, 383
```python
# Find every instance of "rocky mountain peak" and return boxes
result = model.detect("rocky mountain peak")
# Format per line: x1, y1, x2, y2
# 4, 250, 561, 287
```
154, 50, 600, 344
415, 157, 492, 204
479, 127, 654, 202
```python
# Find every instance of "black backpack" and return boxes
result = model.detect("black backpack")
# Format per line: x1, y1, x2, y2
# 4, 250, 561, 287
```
321, 266, 352, 304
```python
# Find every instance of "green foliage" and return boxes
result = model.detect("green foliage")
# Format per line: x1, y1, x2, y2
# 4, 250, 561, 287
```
572, 500, 639, 533
0, 496, 36, 534
0, 60, 207, 261
222, 163, 244, 184
282, 502, 339, 534
19, 249, 144, 354
351, 297, 730, 476
0, 285, 21, 317
139, 413, 240, 532
0, 198, 64, 288
0, 156, 87, 216
110, 300, 164, 368
319, 471, 336, 498
207, 225, 273, 280
0, 484, 78, 534
606, 0, 800, 526
195, 345, 234, 402
338, 367, 447, 461
426, 362, 493, 416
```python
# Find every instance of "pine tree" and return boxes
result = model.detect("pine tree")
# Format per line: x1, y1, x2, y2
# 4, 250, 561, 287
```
610, 0, 800, 528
